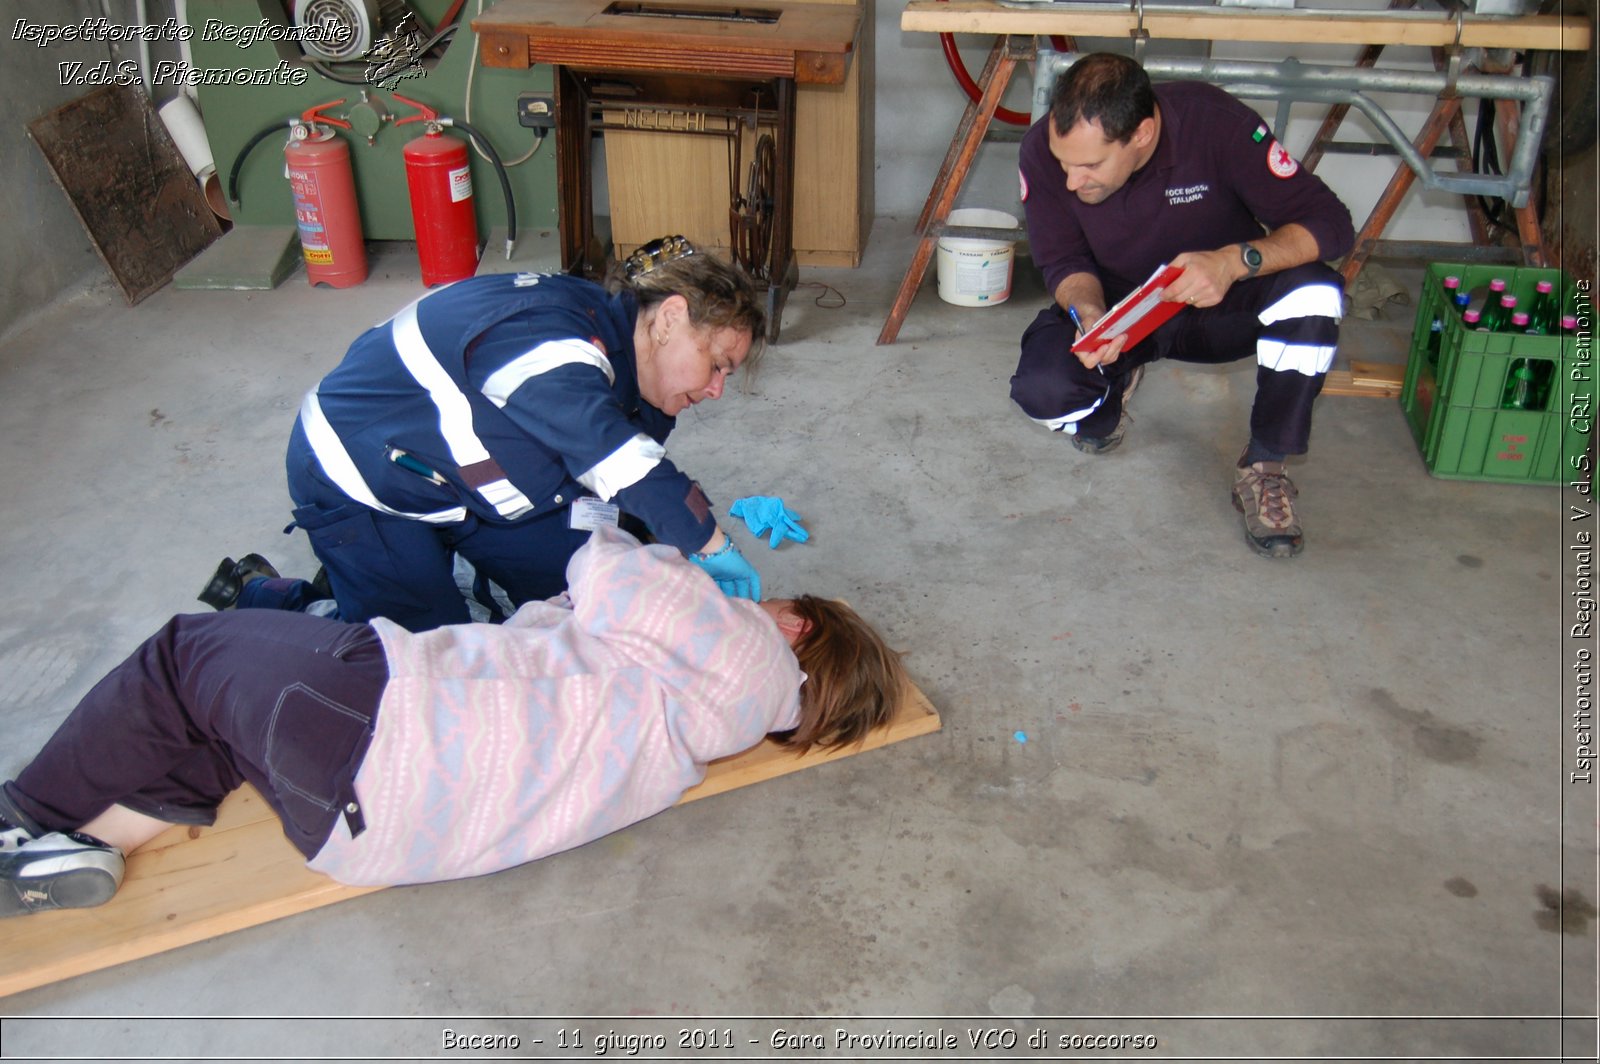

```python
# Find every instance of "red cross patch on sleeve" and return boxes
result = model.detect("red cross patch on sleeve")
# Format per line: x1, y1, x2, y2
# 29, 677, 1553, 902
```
1266, 140, 1300, 179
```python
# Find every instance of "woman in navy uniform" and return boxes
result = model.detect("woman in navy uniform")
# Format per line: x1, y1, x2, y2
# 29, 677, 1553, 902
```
207, 238, 768, 632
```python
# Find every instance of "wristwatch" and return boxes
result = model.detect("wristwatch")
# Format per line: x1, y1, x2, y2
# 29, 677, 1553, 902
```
1238, 242, 1263, 279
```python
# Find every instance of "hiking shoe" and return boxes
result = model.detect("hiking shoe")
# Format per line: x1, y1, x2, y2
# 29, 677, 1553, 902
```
1069, 366, 1144, 455
1070, 418, 1125, 455
1121, 364, 1145, 404
1232, 458, 1304, 558
0, 832, 124, 918
197, 554, 280, 610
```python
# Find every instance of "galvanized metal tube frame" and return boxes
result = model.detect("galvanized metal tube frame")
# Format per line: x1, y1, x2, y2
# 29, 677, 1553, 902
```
1031, 50, 1552, 207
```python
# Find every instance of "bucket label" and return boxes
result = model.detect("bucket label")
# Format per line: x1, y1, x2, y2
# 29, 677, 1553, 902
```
449, 165, 473, 203
956, 254, 1011, 294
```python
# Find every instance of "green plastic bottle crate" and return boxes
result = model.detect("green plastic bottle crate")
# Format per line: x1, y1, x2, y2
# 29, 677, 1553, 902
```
1399, 262, 1592, 484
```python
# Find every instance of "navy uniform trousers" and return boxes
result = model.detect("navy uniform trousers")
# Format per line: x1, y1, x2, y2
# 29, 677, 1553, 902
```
280, 419, 591, 632
2, 611, 388, 860
1011, 262, 1344, 455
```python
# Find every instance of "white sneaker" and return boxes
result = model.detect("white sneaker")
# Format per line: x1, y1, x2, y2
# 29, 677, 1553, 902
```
0, 818, 32, 853
0, 832, 124, 917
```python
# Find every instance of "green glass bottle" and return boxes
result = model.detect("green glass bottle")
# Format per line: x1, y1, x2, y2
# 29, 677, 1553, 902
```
1482, 293, 1517, 333
1427, 275, 1461, 367
1502, 359, 1538, 410
1527, 280, 1558, 335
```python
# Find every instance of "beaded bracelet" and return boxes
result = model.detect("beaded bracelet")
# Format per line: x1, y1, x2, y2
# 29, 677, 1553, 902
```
693, 535, 734, 561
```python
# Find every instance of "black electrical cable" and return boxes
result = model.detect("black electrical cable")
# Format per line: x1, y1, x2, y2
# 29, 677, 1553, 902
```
1471, 100, 1510, 232
309, 24, 460, 84
448, 119, 517, 255
228, 120, 291, 208
307, 59, 370, 85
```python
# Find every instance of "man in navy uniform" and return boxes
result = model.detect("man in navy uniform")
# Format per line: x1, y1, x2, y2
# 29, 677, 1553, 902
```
1011, 52, 1354, 558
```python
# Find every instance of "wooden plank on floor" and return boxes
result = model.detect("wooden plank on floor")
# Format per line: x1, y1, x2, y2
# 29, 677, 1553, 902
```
0, 679, 941, 998
1324, 360, 1405, 398
26, 84, 222, 305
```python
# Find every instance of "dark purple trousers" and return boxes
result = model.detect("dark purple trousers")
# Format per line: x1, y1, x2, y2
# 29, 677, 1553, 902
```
3, 611, 388, 859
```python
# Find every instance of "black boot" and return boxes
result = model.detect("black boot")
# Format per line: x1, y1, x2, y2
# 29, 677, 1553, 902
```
196, 554, 280, 610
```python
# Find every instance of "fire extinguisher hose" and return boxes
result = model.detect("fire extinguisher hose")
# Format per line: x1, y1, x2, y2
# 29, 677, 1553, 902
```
228, 119, 294, 207
444, 118, 516, 259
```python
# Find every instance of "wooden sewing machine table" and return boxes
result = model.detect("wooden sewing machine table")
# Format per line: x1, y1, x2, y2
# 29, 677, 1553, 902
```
473, 0, 862, 343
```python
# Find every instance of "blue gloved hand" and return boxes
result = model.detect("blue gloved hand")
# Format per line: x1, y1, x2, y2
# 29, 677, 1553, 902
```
689, 536, 762, 601
730, 495, 810, 549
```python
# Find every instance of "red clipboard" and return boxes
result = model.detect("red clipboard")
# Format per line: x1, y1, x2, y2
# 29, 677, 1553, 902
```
1071, 264, 1186, 353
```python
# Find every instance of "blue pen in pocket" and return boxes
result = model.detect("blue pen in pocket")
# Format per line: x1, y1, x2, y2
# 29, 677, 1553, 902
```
385, 446, 446, 485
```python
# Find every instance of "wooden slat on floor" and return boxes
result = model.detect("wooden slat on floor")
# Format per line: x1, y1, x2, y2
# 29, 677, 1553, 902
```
1, 678, 940, 998
1323, 359, 1405, 398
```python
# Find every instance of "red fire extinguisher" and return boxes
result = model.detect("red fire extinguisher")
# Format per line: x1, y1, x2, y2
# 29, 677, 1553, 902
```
394, 94, 480, 287
285, 101, 368, 289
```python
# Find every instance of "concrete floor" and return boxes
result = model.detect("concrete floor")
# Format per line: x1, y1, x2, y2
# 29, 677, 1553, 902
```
0, 221, 1591, 1058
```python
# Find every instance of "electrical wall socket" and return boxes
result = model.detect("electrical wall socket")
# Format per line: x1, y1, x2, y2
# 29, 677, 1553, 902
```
518, 93, 556, 130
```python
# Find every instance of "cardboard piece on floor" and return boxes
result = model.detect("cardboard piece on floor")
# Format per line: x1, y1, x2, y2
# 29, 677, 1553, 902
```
0, 678, 939, 998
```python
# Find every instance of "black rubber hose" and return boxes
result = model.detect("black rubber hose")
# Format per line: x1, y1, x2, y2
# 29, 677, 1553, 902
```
228, 120, 291, 208
449, 119, 516, 255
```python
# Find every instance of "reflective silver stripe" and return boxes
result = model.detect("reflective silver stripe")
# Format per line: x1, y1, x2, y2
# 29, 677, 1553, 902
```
1257, 283, 1343, 326
477, 478, 536, 519
1027, 393, 1106, 434
391, 302, 535, 518
481, 339, 614, 409
1256, 339, 1336, 376
577, 433, 666, 500
299, 392, 468, 525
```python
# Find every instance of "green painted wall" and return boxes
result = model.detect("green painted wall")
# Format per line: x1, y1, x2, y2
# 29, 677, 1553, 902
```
190, 0, 557, 240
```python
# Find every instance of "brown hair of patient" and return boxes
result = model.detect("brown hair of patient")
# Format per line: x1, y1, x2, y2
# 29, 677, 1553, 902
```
771, 596, 907, 753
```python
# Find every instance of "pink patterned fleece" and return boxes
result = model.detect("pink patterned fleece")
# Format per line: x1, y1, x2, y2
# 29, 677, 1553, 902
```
308, 526, 802, 886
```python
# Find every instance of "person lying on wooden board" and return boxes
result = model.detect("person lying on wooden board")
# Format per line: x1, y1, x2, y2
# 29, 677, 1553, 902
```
0, 526, 905, 915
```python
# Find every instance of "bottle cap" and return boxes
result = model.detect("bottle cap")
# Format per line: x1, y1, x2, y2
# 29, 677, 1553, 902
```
1536, 280, 1554, 293
1464, 309, 1482, 322
1512, 312, 1529, 325
1563, 315, 1579, 329
1502, 295, 1517, 307
1489, 278, 1507, 291
1443, 275, 1460, 289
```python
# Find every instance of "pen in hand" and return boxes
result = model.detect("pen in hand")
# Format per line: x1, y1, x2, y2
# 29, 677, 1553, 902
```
1067, 305, 1109, 375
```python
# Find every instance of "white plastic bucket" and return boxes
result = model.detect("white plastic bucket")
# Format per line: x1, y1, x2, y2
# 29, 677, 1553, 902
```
936, 208, 1017, 307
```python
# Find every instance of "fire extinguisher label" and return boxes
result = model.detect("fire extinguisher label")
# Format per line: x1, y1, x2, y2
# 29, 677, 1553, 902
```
289, 168, 331, 260
449, 165, 473, 203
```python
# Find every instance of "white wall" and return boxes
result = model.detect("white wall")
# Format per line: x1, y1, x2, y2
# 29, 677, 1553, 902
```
870, 0, 1476, 244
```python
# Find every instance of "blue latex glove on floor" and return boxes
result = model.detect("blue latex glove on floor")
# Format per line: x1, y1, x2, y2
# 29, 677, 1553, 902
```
730, 496, 810, 549
690, 538, 762, 601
